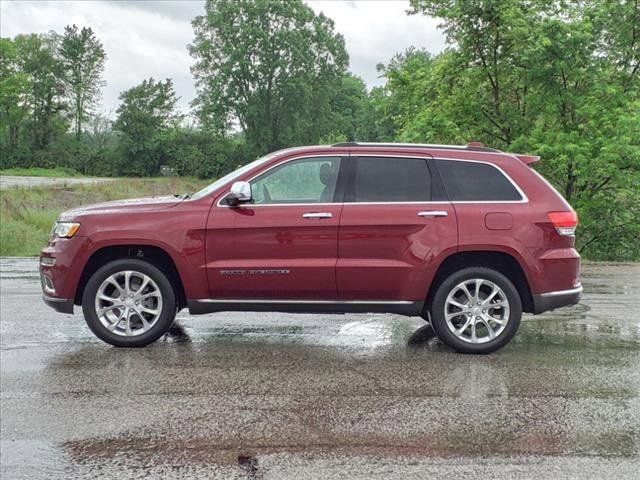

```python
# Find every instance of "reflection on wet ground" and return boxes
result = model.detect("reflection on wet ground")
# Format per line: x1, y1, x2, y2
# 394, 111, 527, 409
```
1, 260, 639, 478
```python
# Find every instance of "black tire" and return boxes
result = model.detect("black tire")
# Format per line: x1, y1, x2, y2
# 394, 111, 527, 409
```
82, 258, 176, 347
429, 267, 522, 354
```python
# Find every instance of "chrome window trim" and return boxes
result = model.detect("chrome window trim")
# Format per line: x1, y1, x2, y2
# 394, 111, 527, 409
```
215, 152, 529, 208
219, 202, 342, 208
343, 201, 450, 206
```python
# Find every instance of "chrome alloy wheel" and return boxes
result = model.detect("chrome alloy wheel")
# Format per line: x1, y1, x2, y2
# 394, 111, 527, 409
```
444, 278, 510, 344
94, 270, 163, 337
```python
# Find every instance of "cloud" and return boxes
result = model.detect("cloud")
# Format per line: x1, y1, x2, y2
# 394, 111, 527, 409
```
102, 0, 205, 22
306, 1, 446, 86
1, 0, 199, 116
0, 0, 445, 116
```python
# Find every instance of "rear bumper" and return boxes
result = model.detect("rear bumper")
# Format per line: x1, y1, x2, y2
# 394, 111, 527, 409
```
43, 295, 75, 314
532, 285, 582, 314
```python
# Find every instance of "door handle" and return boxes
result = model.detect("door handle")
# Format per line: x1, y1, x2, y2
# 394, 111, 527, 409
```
302, 212, 333, 219
417, 210, 448, 218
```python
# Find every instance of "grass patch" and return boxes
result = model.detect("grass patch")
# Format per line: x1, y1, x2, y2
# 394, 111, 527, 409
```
0, 177, 209, 256
0, 218, 50, 257
0, 167, 82, 177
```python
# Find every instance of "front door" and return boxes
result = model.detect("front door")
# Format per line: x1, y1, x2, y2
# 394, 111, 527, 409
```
337, 155, 457, 301
206, 156, 344, 299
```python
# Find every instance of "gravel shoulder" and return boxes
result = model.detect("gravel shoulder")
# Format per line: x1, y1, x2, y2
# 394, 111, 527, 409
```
0, 175, 114, 190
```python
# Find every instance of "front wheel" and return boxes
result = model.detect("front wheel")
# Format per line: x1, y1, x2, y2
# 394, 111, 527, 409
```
82, 259, 176, 347
429, 267, 522, 354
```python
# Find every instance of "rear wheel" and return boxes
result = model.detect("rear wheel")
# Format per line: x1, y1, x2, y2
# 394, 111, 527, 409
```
82, 259, 176, 347
429, 267, 521, 354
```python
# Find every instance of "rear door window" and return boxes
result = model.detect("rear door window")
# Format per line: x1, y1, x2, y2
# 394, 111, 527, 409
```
349, 156, 431, 202
435, 159, 522, 201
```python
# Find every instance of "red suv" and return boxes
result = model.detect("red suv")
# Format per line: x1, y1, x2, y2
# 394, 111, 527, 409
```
40, 143, 582, 353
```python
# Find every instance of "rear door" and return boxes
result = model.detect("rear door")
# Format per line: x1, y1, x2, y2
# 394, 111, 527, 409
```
337, 155, 458, 301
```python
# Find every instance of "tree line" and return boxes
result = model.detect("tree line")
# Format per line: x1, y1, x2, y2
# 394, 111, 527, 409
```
0, 0, 638, 260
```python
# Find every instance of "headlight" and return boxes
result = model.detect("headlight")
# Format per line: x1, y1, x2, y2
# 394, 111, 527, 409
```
50, 222, 80, 239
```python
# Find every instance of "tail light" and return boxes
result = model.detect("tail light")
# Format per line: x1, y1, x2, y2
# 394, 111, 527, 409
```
548, 211, 578, 236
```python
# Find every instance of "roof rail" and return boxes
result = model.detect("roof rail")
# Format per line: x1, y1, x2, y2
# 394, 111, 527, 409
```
330, 141, 501, 153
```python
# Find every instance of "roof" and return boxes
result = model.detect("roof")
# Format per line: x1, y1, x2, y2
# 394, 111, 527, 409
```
274, 143, 539, 166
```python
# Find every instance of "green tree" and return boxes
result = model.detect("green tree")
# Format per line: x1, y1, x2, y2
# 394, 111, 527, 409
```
0, 38, 29, 160
397, 0, 640, 260
409, 0, 543, 146
113, 78, 181, 176
163, 127, 247, 179
13, 33, 67, 159
190, 0, 348, 155
59, 25, 106, 140
375, 48, 444, 141
323, 73, 370, 142
358, 86, 396, 142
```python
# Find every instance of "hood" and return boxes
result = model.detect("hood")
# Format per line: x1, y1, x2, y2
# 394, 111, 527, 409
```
59, 195, 182, 220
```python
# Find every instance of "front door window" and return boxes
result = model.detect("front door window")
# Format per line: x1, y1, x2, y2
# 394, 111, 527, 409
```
251, 157, 341, 204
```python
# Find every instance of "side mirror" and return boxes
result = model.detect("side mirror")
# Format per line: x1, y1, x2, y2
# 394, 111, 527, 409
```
226, 181, 252, 206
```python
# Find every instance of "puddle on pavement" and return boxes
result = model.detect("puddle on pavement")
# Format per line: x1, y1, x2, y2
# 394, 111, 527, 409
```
1, 258, 639, 353
174, 313, 432, 353
169, 311, 639, 355
160, 262, 640, 353
60, 427, 638, 473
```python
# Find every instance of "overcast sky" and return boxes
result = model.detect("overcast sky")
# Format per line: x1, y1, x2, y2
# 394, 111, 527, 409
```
0, 0, 446, 117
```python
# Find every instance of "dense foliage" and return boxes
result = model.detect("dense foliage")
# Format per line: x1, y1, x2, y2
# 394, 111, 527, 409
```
191, 0, 349, 155
397, 0, 640, 260
113, 78, 182, 176
59, 25, 106, 140
0, 0, 638, 259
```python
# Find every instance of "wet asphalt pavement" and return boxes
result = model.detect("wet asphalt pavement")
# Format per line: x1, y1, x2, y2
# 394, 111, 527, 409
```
1, 259, 638, 479
0, 175, 113, 190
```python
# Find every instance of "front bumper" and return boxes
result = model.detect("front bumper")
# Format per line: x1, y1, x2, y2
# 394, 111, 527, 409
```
532, 285, 583, 314
43, 295, 75, 314
40, 234, 88, 314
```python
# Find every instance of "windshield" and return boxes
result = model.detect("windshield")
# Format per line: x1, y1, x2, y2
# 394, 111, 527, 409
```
189, 153, 278, 200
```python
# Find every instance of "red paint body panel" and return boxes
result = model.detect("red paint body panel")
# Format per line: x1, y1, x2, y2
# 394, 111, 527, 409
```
40, 144, 581, 317
40, 235, 88, 300
337, 203, 457, 300
41, 196, 211, 301
205, 203, 343, 299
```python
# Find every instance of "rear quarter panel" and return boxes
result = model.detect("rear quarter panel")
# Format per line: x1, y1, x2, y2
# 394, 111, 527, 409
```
442, 151, 580, 295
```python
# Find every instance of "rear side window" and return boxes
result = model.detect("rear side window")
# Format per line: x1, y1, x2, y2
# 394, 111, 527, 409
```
435, 159, 522, 201
350, 156, 431, 202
